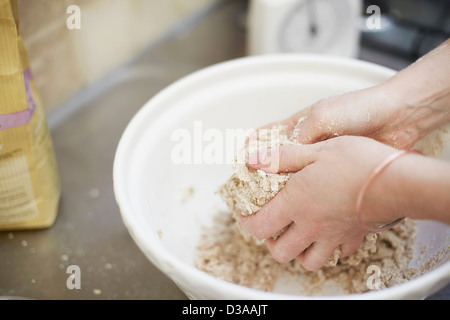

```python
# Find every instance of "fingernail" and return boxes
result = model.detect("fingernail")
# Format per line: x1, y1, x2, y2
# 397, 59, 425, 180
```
248, 150, 268, 167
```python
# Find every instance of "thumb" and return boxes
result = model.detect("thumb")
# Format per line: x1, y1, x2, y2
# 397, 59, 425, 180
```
290, 100, 344, 144
248, 144, 318, 174
290, 112, 334, 144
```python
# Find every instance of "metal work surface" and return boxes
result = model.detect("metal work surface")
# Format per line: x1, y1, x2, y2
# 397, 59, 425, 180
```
0, 0, 447, 299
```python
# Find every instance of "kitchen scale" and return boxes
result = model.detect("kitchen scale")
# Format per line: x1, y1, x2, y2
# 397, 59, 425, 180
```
248, 0, 362, 57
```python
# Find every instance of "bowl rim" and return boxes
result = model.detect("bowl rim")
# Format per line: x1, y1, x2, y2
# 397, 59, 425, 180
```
113, 53, 450, 299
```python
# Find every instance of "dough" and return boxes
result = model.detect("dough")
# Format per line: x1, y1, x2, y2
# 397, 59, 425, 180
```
196, 211, 416, 294
218, 124, 294, 217
217, 124, 342, 265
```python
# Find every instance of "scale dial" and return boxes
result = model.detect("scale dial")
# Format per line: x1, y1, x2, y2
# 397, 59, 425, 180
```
279, 0, 353, 53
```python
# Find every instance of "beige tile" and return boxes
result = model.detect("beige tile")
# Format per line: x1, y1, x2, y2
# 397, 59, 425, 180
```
128, 0, 215, 53
71, 0, 136, 83
17, 0, 67, 39
23, 17, 86, 111
172, 0, 216, 16
17, 0, 217, 110
128, 0, 179, 52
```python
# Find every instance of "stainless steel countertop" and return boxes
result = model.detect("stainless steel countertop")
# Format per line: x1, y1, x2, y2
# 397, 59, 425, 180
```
0, 0, 448, 300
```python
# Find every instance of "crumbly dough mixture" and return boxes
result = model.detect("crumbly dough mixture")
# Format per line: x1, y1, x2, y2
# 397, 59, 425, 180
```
195, 124, 449, 295
219, 125, 296, 217
196, 211, 417, 294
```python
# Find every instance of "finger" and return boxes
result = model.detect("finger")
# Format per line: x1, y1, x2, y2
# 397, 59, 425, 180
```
291, 114, 327, 144
248, 143, 320, 173
290, 101, 338, 144
297, 241, 340, 271
238, 204, 293, 240
244, 118, 297, 149
240, 173, 311, 240
265, 222, 315, 264
340, 236, 365, 258
285, 106, 314, 136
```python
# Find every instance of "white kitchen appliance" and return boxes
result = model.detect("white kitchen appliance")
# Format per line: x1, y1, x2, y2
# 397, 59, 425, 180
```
247, 0, 362, 57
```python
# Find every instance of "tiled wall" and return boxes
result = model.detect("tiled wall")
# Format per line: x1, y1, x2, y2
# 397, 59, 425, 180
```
17, 0, 216, 112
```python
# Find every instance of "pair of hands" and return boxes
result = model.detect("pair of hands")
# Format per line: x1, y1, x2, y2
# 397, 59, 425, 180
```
239, 38, 450, 271
239, 84, 442, 271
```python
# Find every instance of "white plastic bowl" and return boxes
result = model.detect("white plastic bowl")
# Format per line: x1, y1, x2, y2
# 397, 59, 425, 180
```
113, 54, 450, 299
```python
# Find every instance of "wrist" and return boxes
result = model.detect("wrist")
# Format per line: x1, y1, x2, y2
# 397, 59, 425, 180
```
358, 149, 414, 229
393, 154, 450, 223
382, 39, 450, 141
370, 151, 450, 224
381, 78, 450, 145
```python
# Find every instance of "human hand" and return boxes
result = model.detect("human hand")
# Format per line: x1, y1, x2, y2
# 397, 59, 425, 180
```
253, 84, 426, 150
251, 38, 450, 150
239, 136, 408, 271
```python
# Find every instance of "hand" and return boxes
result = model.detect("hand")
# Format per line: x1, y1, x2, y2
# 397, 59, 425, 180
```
239, 136, 408, 271
252, 37, 450, 150
255, 84, 424, 150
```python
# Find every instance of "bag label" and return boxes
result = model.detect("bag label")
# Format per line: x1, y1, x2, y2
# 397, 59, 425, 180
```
0, 69, 36, 130
0, 155, 38, 223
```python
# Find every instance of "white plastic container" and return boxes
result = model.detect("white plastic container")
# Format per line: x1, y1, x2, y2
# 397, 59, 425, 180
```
247, 0, 362, 57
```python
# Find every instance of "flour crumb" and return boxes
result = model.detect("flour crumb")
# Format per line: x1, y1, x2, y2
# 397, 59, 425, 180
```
181, 186, 195, 203
413, 124, 450, 158
104, 263, 113, 270
89, 188, 100, 199
93, 289, 102, 295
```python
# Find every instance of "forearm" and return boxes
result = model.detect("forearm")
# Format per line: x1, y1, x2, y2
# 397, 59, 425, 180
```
384, 39, 450, 140
387, 153, 450, 224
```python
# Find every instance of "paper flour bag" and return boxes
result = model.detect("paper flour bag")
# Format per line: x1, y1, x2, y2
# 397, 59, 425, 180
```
0, 0, 61, 230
